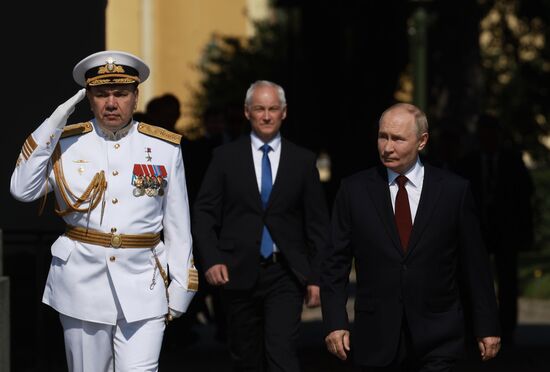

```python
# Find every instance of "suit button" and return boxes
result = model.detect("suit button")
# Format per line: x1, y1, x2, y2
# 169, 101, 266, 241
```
109, 256, 116, 262
112, 198, 118, 204
112, 170, 119, 176
114, 144, 120, 149
402, 264, 408, 271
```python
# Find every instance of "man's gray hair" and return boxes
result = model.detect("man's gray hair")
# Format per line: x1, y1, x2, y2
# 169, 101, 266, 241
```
245, 80, 287, 107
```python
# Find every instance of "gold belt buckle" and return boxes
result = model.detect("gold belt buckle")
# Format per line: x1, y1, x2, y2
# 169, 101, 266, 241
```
111, 234, 122, 248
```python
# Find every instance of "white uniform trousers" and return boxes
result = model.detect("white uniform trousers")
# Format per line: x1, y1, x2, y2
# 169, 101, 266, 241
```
60, 314, 165, 372
60, 303, 165, 372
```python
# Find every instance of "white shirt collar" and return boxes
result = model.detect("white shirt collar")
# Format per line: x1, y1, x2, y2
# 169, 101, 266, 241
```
250, 131, 281, 152
387, 157, 424, 187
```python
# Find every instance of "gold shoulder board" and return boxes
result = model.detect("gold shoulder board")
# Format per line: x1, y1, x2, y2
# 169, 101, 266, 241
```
61, 122, 93, 138
137, 122, 182, 145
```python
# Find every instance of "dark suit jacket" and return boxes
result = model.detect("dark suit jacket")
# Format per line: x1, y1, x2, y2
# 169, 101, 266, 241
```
192, 135, 329, 290
321, 164, 500, 367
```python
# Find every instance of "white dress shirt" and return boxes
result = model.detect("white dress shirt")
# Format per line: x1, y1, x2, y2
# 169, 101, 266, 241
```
387, 157, 424, 223
250, 132, 281, 189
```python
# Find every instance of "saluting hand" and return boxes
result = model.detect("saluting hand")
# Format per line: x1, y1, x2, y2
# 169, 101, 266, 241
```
205, 264, 229, 286
49, 88, 87, 129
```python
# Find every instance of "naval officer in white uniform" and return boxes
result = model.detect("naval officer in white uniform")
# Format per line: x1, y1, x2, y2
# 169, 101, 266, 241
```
10, 50, 198, 371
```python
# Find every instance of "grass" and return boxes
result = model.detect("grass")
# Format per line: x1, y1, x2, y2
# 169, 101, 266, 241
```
519, 251, 550, 299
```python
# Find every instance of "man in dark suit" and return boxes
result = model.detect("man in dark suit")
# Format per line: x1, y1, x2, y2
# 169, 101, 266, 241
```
321, 103, 501, 372
192, 80, 329, 371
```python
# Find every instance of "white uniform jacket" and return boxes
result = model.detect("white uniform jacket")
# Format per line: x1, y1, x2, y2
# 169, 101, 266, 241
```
11, 118, 197, 325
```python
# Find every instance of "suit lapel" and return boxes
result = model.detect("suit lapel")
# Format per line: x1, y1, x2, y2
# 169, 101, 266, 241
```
406, 164, 443, 254
239, 137, 264, 210
266, 138, 287, 208
367, 166, 403, 254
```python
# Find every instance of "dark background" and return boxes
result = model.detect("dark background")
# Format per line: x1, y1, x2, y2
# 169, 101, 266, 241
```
1, 0, 549, 371
1, 2, 107, 371
1, 1, 106, 232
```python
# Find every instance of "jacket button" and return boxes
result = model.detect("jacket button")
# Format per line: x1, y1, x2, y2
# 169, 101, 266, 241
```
112, 198, 118, 204
112, 170, 119, 176
402, 264, 408, 271
114, 144, 120, 149
109, 256, 116, 262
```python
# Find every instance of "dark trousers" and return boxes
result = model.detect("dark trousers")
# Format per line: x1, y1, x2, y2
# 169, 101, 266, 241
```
361, 318, 456, 372
221, 259, 304, 372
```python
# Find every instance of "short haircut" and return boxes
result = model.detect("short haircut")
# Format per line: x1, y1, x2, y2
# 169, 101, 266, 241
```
379, 103, 428, 137
245, 80, 287, 107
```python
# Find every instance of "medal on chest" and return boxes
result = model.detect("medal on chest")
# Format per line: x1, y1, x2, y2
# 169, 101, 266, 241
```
132, 164, 168, 197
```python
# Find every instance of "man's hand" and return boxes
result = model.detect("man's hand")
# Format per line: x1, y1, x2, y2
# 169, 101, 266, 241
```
477, 336, 501, 361
304, 285, 320, 308
325, 329, 350, 361
49, 89, 87, 129
205, 264, 229, 286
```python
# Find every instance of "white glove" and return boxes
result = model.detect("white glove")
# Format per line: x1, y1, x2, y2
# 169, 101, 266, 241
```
48, 88, 87, 129
31, 88, 88, 147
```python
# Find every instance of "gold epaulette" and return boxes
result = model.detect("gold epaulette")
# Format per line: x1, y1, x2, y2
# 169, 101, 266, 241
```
61, 122, 93, 138
137, 122, 182, 145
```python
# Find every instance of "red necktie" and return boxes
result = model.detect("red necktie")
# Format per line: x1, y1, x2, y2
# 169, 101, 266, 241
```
395, 175, 412, 252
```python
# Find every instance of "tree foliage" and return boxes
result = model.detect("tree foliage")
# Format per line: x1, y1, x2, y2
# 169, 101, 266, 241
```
478, 0, 550, 165
188, 20, 290, 138
190, 1, 549, 162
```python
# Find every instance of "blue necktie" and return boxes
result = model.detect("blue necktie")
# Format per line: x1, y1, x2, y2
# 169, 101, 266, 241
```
260, 144, 273, 258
